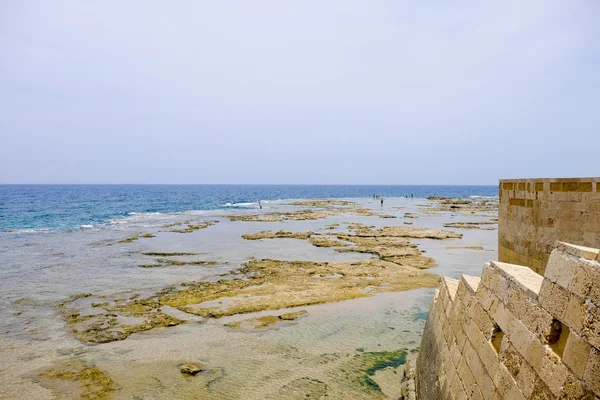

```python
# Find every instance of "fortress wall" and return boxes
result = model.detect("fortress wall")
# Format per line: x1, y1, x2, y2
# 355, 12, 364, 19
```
414, 242, 600, 400
498, 177, 600, 274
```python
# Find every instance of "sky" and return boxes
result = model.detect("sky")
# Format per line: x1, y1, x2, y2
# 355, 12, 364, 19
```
1, 1, 599, 185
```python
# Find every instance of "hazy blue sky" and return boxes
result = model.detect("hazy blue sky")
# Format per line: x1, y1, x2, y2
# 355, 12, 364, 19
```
1, 1, 599, 184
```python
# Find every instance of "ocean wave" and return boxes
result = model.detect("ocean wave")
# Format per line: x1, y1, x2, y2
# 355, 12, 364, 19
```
222, 202, 258, 208
109, 211, 174, 227
1, 228, 53, 235
469, 195, 499, 200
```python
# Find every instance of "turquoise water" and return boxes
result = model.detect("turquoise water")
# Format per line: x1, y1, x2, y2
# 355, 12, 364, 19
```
0, 184, 497, 231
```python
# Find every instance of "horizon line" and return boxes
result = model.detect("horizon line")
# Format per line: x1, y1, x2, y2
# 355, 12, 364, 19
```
0, 183, 499, 186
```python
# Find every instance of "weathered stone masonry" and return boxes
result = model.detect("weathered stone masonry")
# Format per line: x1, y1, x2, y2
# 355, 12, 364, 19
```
498, 177, 600, 274
414, 242, 600, 399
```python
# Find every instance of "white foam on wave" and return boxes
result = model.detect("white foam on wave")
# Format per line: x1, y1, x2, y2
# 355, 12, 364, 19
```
109, 211, 174, 227
469, 195, 499, 200
222, 202, 258, 208
1, 228, 53, 235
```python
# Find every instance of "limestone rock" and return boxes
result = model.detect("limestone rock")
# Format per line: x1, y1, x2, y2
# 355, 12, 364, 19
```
179, 363, 202, 376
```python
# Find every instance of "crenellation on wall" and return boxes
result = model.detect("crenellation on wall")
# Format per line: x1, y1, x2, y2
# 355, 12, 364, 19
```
498, 177, 600, 274
415, 242, 600, 399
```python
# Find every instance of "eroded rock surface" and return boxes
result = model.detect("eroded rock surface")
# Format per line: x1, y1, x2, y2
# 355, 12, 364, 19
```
421, 198, 499, 214
242, 230, 313, 240
170, 220, 218, 233
225, 310, 308, 330
180, 363, 202, 376
443, 222, 497, 230
37, 359, 116, 399
229, 210, 342, 222
309, 235, 350, 248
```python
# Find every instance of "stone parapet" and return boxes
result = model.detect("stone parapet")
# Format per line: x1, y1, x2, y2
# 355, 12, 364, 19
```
498, 177, 600, 274
414, 242, 600, 399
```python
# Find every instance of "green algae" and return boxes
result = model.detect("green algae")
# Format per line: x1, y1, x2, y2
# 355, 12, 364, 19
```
225, 310, 308, 330
59, 298, 184, 344
155, 258, 218, 266
119, 236, 139, 243
242, 230, 313, 240
308, 235, 350, 248
354, 350, 407, 392
229, 209, 342, 222
142, 252, 199, 256
119, 233, 155, 243
38, 359, 116, 399
170, 220, 218, 233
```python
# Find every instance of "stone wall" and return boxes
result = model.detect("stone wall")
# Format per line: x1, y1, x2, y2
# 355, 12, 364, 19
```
498, 177, 600, 274
414, 242, 600, 400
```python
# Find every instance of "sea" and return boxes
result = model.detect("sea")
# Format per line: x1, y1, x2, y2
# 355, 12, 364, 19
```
0, 184, 497, 232
0, 184, 499, 399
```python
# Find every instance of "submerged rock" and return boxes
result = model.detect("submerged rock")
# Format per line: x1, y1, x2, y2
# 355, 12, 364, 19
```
242, 230, 313, 240
225, 310, 308, 330
38, 359, 116, 399
170, 220, 218, 233
443, 222, 497, 230
309, 235, 350, 248
179, 363, 202, 376
230, 210, 342, 222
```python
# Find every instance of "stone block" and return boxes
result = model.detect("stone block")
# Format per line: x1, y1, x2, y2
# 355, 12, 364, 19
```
481, 265, 500, 290
584, 347, 600, 397
472, 301, 496, 340
563, 331, 592, 379
465, 341, 481, 377
450, 340, 462, 368
582, 302, 600, 350
478, 340, 500, 378
515, 360, 536, 399
500, 344, 523, 378
509, 318, 535, 356
545, 249, 576, 289
568, 259, 597, 300
461, 363, 476, 397
474, 364, 495, 400
521, 302, 554, 341
531, 378, 556, 400
539, 280, 569, 320
538, 347, 569, 397
586, 265, 600, 307
494, 364, 526, 400
492, 261, 544, 299
559, 242, 600, 261
564, 293, 586, 335
492, 301, 508, 332
524, 337, 546, 373
559, 372, 596, 400
450, 372, 466, 399
476, 286, 496, 311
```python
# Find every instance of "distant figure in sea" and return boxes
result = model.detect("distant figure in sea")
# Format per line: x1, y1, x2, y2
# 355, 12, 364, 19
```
411, 194, 414, 199
258, 200, 262, 209
380, 198, 384, 207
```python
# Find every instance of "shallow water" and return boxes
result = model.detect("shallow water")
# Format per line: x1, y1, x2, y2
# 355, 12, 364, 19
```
0, 197, 497, 399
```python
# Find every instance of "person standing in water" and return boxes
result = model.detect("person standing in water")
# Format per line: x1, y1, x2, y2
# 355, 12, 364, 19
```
380, 198, 384, 207
258, 200, 262, 209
